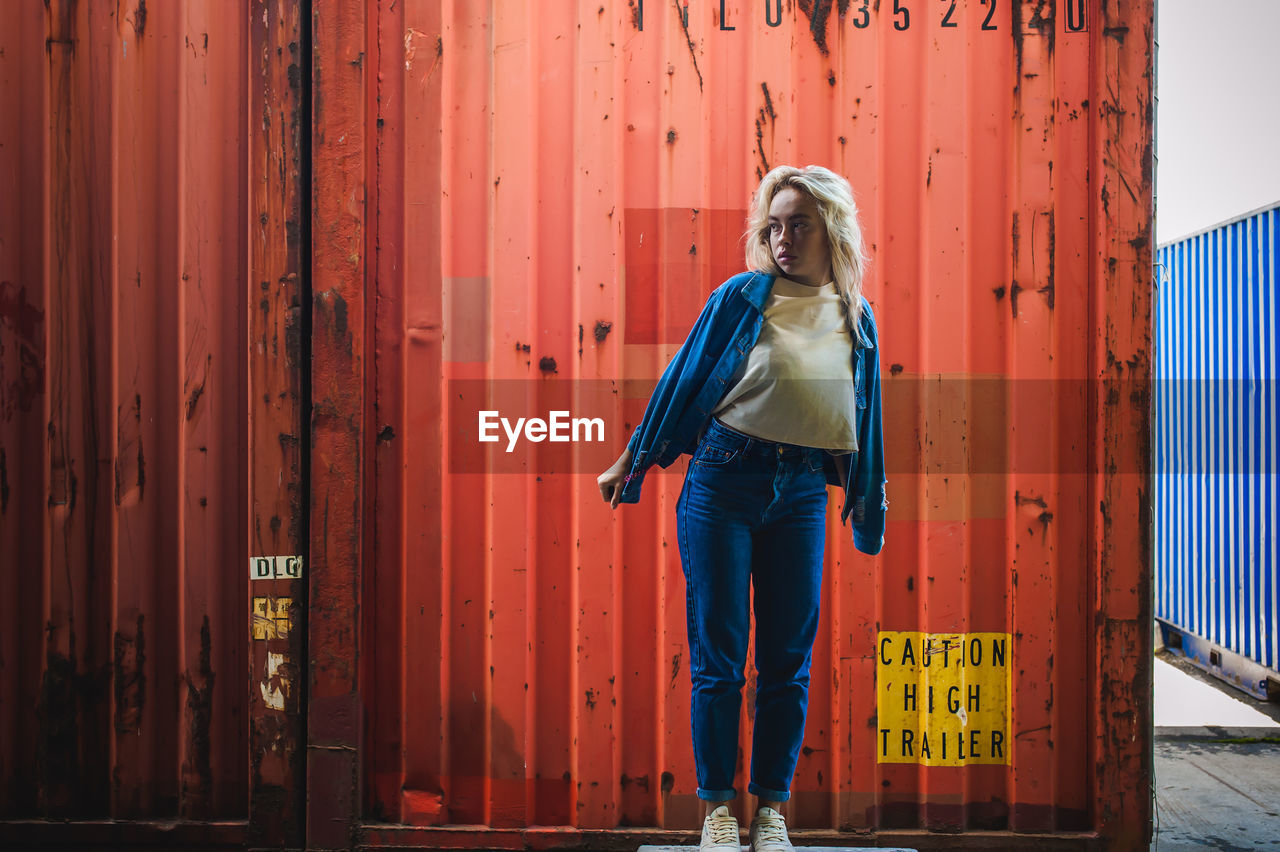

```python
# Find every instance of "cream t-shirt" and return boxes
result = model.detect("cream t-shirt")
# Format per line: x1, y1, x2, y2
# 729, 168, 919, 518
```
712, 277, 858, 452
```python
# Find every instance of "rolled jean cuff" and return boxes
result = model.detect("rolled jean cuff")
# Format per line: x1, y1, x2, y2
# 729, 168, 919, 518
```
748, 782, 790, 802
697, 786, 738, 802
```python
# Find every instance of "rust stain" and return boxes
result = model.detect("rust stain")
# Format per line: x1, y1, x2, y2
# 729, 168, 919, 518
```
796, 0, 834, 55
36, 649, 83, 812
760, 82, 776, 121
593, 320, 612, 342
754, 83, 776, 179
0, 281, 44, 341
1009, 213, 1021, 318
620, 773, 650, 791
671, 0, 703, 91
185, 372, 207, 421
130, 0, 147, 38
182, 616, 216, 808
1039, 208, 1056, 309
0, 281, 47, 418
538, 356, 558, 374
114, 614, 147, 735
115, 393, 145, 505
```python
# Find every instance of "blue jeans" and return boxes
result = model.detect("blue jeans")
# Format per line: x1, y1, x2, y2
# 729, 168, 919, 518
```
676, 417, 828, 803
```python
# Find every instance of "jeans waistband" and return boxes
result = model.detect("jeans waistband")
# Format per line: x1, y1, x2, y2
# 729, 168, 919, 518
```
705, 417, 826, 467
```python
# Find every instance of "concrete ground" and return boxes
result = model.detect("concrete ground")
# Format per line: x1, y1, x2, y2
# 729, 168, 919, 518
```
1152, 650, 1280, 851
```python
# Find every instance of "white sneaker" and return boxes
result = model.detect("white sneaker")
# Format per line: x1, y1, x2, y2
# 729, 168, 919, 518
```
749, 806, 793, 852
700, 804, 742, 852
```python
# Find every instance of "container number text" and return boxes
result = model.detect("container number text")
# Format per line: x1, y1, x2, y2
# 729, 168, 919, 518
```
634, 0, 1088, 34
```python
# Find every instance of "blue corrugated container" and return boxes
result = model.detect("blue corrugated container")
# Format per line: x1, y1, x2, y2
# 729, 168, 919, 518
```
1155, 202, 1279, 700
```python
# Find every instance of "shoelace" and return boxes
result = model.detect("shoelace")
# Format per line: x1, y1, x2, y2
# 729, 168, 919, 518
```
706, 814, 739, 846
754, 814, 787, 845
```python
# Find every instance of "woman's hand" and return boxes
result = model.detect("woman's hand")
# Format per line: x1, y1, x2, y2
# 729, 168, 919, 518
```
597, 448, 633, 509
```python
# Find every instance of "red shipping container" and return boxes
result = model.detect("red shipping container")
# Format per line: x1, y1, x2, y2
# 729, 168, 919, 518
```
0, 1, 1153, 850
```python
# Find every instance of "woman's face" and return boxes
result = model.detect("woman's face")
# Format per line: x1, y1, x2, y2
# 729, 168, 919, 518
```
767, 186, 832, 286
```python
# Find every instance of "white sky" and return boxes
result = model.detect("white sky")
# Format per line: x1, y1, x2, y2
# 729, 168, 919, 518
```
1155, 0, 1280, 245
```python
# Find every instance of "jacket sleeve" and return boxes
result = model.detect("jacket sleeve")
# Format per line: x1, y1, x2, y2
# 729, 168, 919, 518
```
616, 283, 730, 503
851, 302, 887, 555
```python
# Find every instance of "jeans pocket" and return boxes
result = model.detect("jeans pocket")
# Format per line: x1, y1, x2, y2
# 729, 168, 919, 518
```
692, 439, 742, 467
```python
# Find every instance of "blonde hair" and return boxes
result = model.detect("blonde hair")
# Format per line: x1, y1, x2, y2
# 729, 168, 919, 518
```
744, 165, 870, 345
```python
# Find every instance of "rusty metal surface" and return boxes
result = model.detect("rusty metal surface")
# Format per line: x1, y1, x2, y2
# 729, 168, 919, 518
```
323, 0, 1154, 848
0, 0, 296, 832
248, 0, 308, 848
308, 0, 367, 849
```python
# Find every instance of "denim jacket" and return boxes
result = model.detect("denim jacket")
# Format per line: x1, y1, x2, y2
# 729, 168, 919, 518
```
618, 271, 887, 555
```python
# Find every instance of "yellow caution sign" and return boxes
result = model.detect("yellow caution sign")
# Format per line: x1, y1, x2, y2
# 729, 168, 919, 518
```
876, 631, 1011, 766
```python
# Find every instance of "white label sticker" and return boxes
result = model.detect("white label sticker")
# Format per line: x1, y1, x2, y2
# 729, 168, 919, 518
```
249, 555, 304, 581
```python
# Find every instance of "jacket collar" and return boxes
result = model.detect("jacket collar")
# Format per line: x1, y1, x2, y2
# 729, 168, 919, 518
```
740, 271, 775, 311
740, 271, 875, 350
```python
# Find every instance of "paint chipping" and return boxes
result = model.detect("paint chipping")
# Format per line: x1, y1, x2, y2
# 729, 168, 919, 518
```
593, 320, 613, 342
260, 652, 288, 711
405, 28, 444, 82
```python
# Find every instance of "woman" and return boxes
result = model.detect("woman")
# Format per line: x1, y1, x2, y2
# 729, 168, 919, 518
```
597, 165, 886, 852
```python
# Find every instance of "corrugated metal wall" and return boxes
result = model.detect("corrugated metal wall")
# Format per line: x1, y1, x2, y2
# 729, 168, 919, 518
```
337, 0, 1153, 846
0, 0, 248, 818
0, 2, 305, 841
1155, 204, 1278, 674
